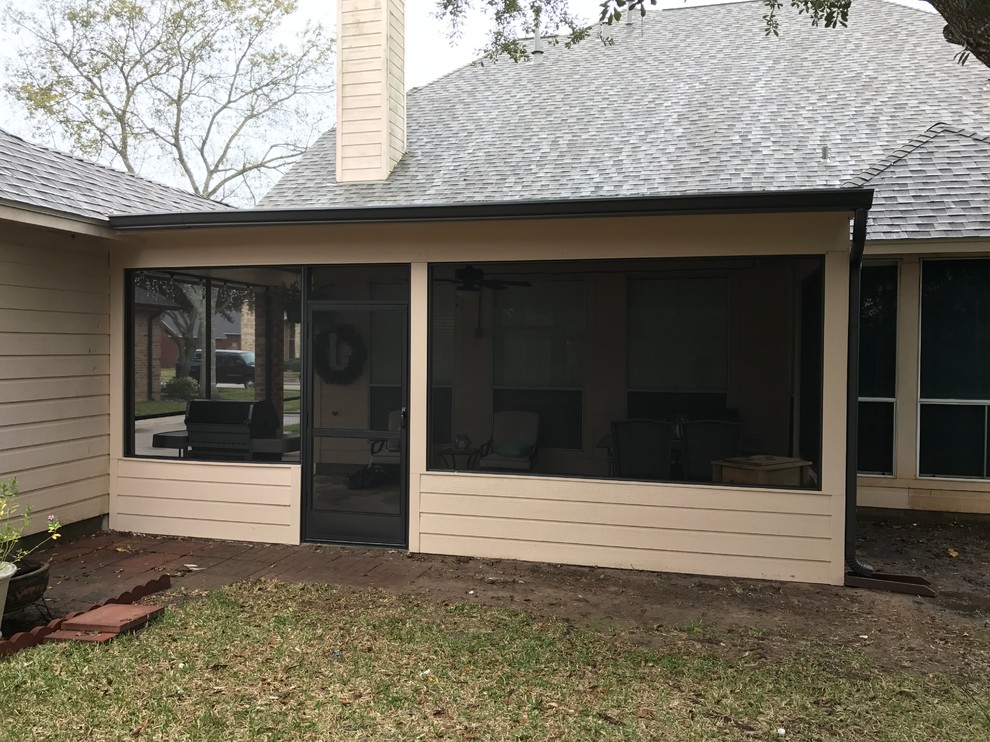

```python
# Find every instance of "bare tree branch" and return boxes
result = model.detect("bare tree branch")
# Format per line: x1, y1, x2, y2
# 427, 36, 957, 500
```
436, 0, 990, 70
1, 0, 336, 206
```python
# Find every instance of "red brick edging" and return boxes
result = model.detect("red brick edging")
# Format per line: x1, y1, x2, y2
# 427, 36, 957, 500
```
0, 574, 171, 658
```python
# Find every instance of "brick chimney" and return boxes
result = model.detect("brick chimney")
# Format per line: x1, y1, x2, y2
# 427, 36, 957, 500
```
336, 0, 406, 182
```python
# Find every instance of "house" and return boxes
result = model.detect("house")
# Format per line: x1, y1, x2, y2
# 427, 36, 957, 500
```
1, 0, 987, 586
845, 124, 990, 514
0, 127, 228, 533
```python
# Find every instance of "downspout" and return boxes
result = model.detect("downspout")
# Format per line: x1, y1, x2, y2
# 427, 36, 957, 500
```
846, 207, 874, 576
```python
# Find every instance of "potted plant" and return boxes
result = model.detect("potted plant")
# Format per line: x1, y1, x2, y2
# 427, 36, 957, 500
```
1, 478, 61, 631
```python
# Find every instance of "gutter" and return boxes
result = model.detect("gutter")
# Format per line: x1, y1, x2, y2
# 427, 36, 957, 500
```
843, 209, 936, 597
845, 207, 873, 576
109, 188, 875, 231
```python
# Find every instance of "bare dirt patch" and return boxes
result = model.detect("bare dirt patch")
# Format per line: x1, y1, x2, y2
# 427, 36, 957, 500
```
393, 517, 990, 683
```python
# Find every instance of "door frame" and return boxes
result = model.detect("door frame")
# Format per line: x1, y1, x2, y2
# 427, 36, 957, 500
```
301, 298, 410, 547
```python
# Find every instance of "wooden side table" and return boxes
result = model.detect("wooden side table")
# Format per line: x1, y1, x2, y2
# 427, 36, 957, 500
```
711, 455, 813, 487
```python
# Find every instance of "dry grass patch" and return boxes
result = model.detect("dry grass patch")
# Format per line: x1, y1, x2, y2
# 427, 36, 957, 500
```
1, 580, 988, 741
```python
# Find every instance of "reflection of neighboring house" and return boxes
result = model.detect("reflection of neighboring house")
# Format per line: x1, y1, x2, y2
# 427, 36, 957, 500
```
132, 288, 181, 402
159, 312, 243, 375
133, 290, 244, 398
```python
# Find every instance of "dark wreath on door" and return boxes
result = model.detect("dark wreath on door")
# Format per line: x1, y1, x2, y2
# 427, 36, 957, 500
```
312, 324, 366, 385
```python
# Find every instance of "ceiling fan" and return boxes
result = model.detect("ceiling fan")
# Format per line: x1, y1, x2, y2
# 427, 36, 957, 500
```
438, 265, 532, 292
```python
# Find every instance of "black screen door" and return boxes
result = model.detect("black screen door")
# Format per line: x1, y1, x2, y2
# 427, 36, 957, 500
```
304, 302, 408, 545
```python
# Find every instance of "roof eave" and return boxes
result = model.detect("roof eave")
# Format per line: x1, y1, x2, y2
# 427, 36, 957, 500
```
0, 198, 117, 238
109, 188, 874, 232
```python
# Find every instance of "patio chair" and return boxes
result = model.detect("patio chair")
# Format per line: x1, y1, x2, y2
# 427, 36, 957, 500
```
681, 419, 741, 482
369, 410, 403, 467
610, 419, 675, 480
479, 411, 539, 471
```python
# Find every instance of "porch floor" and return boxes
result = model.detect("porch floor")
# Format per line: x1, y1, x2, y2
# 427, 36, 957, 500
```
6, 516, 990, 681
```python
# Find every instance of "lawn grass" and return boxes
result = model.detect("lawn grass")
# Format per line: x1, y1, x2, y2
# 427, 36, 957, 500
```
1, 581, 987, 741
215, 387, 301, 413
134, 400, 187, 418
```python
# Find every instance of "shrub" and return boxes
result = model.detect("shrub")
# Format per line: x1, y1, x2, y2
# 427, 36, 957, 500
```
285, 357, 301, 372
161, 376, 200, 401
1, 478, 61, 565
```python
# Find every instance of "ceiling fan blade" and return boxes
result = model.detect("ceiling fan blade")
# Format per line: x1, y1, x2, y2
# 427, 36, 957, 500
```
481, 279, 531, 289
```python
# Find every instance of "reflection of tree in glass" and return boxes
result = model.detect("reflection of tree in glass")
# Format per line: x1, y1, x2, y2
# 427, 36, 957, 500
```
135, 274, 254, 391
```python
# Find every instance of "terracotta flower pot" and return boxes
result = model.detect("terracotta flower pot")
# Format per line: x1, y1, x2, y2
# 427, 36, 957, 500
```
3, 560, 50, 615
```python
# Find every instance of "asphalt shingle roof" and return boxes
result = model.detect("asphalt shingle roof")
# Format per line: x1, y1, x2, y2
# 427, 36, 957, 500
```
0, 128, 229, 221
261, 0, 990, 243
846, 124, 990, 240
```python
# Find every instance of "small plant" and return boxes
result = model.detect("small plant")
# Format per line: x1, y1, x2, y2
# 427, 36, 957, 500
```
161, 375, 200, 401
0, 478, 61, 566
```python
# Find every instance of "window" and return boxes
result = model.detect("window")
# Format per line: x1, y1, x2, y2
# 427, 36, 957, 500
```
627, 277, 729, 421
428, 257, 823, 489
127, 268, 302, 460
858, 263, 897, 475
920, 259, 990, 478
493, 281, 584, 449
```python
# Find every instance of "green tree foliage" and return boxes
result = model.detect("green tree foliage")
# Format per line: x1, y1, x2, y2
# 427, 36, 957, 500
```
2, 0, 335, 205
437, 1, 990, 69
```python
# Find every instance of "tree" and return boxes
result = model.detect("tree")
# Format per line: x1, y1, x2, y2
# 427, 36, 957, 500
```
138, 274, 253, 389
437, 1, 990, 70
2, 0, 334, 205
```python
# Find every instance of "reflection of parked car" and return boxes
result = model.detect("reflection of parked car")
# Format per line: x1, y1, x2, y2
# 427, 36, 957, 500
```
184, 350, 255, 387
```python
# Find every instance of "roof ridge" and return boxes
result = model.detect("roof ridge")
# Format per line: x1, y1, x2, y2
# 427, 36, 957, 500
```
843, 123, 990, 187
0, 127, 225, 208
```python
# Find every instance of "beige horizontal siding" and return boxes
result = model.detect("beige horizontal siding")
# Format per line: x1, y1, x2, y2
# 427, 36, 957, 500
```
338, 0, 387, 184
0, 376, 108, 404
0, 310, 110, 335
423, 533, 833, 584
419, 473, 836, 584
0, 416, 107, 451
386, 0, 404, 168
0, 396, 109, 426
0, 224, 110, 536
113, 459, 301, 544
0, 285, 107, 315
337, 0, 404, 183
0, 355, 109, 380
858, 477, 990, 514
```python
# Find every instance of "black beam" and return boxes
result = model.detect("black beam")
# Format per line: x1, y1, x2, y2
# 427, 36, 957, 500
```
110, 189, 874, 231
